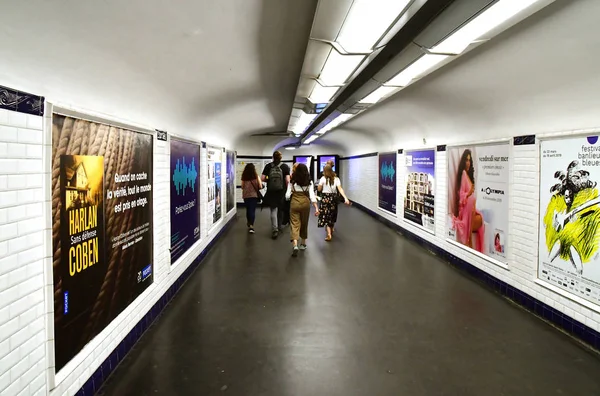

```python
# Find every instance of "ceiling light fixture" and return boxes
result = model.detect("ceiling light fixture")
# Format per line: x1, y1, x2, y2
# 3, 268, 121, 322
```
309, 82, 340, 103
336, 0, 412, 53
291, 111, 317, 134
385, 54, 448, 86
284, 146, 296, 150
318, 48, 365, 86
430, 0, 541, 55
305, 135, 318, 144
359, 86, 398, 104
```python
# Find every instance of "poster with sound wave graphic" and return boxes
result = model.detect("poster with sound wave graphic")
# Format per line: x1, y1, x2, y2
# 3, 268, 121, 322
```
170, 138, 201, 263
379, 152, 397, 215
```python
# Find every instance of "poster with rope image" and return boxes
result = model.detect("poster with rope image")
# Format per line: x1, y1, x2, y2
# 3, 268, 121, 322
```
170, 138, 200, 264
539, 135, 600, 306
378, 152, 397, 215
226, 150, 236, 213
52, 113, 153, 372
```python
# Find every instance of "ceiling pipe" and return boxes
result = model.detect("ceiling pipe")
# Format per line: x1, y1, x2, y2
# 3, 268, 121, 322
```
300, 0, 457, 143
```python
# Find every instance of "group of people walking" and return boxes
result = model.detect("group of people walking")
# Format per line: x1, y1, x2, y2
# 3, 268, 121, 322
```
240, 151, 350, 256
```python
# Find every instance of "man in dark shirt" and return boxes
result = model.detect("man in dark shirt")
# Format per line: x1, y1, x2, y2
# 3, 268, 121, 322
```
262, 151, 291, 239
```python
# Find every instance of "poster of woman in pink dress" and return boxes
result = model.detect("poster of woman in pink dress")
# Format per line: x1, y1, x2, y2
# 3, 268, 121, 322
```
446, 144, 509, 263
452, 149, 485, 252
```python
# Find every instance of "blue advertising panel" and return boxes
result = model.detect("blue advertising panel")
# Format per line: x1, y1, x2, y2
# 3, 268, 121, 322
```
319, 155, 336, 172
294, 156, 312, 168
379, 152, 397, 214
404, 149, 436, 233
226, 150, 235, 213
170, 138, 200, 263
214, 162, 222, 223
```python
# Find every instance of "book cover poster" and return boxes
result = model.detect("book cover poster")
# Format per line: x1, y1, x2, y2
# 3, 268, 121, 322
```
52, 114, 154, 371
170, 138, 200, 264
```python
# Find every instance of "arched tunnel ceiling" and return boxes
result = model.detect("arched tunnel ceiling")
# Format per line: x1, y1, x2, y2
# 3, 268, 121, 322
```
326, 0, 600, 156
0, 0, 317, 147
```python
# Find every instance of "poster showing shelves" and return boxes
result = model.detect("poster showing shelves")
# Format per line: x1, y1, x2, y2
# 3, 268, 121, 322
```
404, 149, 436, 233
446, 143, 509, 264
207, 146, 222, 226
539, 135, 600, 306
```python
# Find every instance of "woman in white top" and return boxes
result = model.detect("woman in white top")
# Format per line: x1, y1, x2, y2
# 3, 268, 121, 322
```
317, 165, 350, 241
285, 163, 319, 257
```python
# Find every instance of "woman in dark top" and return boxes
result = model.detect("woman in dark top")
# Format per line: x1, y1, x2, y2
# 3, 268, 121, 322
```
241, 163, 263, 233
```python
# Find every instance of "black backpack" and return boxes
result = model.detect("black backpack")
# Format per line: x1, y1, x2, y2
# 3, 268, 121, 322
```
267, 163, 284, 191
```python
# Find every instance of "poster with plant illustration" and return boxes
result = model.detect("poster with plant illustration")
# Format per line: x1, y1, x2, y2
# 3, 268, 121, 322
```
539, 135, 600, 305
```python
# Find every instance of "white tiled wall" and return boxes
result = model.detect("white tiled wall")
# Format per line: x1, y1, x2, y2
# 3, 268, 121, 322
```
0, 108, 47, 396
0, 105, 236, 396
341, 142, 600, 336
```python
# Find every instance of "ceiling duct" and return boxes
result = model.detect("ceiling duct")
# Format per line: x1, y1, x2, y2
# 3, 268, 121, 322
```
300, 0, 457, 143
299, 0, 555, 144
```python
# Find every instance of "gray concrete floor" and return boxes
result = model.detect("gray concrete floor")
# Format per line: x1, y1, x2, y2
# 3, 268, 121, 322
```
99, 206, 600, 395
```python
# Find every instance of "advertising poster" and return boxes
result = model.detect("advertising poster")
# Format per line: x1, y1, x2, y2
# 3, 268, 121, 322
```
378, 152, 397, 214
236, 159, 264, 186
319, 155, 336, 172
52, 114, 153, 371
226, 150, 235, 213
294, 156, 311, 169
404, 149, 436, 233
207, 146, 222, 226
215, 162, 222, 222
446, 143, 509, 262
170, 138, 200, 264
539, 136, 600, 305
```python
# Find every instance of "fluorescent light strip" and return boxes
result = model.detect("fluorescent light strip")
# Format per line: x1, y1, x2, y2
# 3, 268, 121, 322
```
431, 0, 540, 55
305, 135, 318, 144
309, 83, 340, 103
336, 0, 411, 53
359, 86, 398, 104
291, 111, 317, 134
319, 48, 365, 86
385, 54, 448, 86
317, 113, 353, 135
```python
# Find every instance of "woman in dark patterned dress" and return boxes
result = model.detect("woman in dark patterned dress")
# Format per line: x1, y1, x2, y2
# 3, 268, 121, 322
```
317, 165, 350, 241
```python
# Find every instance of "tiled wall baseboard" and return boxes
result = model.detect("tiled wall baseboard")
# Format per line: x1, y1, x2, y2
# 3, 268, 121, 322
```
76, 216, 237, 396
351, 201, 600, 353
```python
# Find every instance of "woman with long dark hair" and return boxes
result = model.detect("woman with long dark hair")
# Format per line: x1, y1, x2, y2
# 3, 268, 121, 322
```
452, 149, 484, 252
241, 163, 263, 233
317, 165, 349, 241
285, 163, 319, 256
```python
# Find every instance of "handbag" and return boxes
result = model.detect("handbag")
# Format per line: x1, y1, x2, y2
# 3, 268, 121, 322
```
250, 179, 263, 204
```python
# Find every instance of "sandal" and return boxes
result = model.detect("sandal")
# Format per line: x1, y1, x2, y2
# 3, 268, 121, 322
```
325, 235, 332, 242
